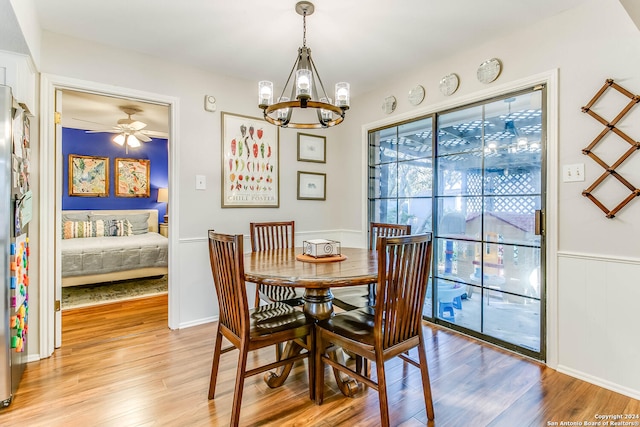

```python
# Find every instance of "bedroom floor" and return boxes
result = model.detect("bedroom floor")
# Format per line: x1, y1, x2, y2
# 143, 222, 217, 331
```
61, 275, 168, 310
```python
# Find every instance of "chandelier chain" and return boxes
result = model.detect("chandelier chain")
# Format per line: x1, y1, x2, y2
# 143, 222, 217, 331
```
302, 11, 307, 47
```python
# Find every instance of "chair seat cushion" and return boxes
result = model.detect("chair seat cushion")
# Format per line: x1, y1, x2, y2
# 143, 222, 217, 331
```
249, 302, 309, 337
317, 307, 375, 346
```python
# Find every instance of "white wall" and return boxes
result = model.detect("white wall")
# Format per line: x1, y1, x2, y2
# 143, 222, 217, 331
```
339, 0, 640, 399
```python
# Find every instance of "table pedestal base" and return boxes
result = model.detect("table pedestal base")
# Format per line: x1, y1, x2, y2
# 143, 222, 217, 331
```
263, 288, 361, 398
303, 288, 334, 320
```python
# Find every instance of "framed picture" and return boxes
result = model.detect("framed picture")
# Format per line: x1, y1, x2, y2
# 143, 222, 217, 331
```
297, 133, 326, 163
68, 154, 109, 197
221, 111, 279, 208
297, 171, 326, 200
115, 158, 150, 197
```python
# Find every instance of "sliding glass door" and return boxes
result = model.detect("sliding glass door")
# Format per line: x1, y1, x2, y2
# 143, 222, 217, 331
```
368, 87, 545, 359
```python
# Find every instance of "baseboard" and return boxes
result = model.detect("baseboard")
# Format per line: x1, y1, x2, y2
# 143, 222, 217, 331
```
556, 364, 640, 401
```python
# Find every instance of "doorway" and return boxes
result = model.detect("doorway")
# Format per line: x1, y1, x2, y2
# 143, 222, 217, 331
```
40, 74, 179, 356
58, 89, 169, 311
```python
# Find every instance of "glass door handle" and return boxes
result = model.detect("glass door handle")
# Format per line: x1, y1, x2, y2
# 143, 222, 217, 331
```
535, 210, 544, 236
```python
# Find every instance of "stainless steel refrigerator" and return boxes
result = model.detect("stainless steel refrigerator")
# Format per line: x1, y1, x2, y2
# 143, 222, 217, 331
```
0, 84, 29, 407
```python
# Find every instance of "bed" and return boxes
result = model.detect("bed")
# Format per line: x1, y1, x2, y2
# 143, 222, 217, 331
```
60, 209, 168, 287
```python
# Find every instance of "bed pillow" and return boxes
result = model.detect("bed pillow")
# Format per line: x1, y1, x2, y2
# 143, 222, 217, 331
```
62, 220, 105, 239
62, 212, 90, 222
103, 219, 133, 237
89, 212, 150, 235
62, 219, 133, 239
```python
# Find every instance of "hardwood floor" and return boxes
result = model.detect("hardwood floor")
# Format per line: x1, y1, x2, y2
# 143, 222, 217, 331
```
0, 295, 638, 426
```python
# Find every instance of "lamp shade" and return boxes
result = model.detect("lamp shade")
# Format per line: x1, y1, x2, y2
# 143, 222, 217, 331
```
157, 188, 168, 203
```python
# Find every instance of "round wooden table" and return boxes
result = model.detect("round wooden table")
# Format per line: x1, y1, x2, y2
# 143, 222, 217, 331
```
244, 247, 378, 320
244, 246, 377, 397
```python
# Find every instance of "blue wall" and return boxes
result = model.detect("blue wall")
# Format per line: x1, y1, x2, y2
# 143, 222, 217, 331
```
62, 128, 169, 222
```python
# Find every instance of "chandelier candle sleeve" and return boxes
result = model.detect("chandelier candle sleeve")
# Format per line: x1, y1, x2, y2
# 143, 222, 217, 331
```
335, 82, 350, 107
277, 97, 290, 120
320, 97, 332, 121
296, 69, 312, 98
258, 81, 273, 107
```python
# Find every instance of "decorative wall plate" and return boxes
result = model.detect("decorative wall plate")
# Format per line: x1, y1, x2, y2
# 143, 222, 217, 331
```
477, 58, 502, 84
408, 85, 425, 106
439, 73, 459, 96
382, 96, 397, 114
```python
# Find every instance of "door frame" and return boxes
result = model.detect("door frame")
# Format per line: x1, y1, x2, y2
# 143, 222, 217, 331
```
40, 74, 180, 357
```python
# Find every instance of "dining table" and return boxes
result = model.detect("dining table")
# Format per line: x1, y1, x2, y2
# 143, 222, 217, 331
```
243, 246, 378, 397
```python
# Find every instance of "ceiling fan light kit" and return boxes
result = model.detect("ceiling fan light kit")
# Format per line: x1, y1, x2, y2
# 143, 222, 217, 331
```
85, 105, 154, 153
258, 1, 350, 129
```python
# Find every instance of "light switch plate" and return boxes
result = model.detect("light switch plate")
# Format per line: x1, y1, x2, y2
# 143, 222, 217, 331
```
562, 163, 585, 182
196, 174, 206, 190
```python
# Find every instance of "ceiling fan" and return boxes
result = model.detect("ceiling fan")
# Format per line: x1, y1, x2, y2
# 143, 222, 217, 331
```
85, 106, 154, 150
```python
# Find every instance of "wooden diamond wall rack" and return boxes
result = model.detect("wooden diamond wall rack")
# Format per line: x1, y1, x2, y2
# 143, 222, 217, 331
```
581, 79, 640, 218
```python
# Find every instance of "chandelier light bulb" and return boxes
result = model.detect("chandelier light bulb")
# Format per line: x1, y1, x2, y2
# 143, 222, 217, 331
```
258, 81, 273, 107
295, 69, 312, 98
335, 82, 350, 107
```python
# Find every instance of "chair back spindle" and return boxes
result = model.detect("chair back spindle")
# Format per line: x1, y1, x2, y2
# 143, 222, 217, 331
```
250, 221, 295, 252
369, 222, 412, 250
250, 221, 301, 305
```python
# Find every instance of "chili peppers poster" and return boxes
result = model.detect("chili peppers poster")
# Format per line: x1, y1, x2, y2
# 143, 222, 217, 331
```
221, 112, 279, 207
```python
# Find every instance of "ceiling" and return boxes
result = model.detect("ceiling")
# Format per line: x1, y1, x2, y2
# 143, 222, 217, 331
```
61, 90, 170, 136
33, 0, 588, 133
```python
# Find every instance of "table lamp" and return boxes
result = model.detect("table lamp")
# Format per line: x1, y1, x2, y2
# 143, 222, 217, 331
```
157, 187, 169, 223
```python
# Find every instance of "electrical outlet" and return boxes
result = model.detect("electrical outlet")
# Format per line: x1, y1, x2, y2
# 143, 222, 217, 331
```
562, 163, 585, 182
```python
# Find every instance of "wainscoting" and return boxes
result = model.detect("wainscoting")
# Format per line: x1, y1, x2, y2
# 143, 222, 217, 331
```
557, 253, 640, 399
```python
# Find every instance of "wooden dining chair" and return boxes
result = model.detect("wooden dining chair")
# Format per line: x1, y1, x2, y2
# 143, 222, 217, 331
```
207, 231, 314, 427
315, 233, 435, 426
250, 221, 304, 307
332, 222, 412, 311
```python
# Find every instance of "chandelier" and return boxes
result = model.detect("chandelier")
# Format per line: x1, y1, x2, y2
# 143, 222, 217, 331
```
258, 1, 350, 129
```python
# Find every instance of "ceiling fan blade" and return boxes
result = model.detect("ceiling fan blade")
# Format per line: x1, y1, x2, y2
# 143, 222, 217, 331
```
129, 121, 147, 131
134, 132, 152, 142
117, 118, 147, 130
85, 129, 120, 134
141, 129, 169, 138
73, 117, 112, 126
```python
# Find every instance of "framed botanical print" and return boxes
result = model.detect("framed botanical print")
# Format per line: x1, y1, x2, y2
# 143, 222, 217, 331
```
297, 171, 326, 200
297, 132, 326, 163
68, 154, 109, 197
221, 111, 279, 208
115, 158, 150, 197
